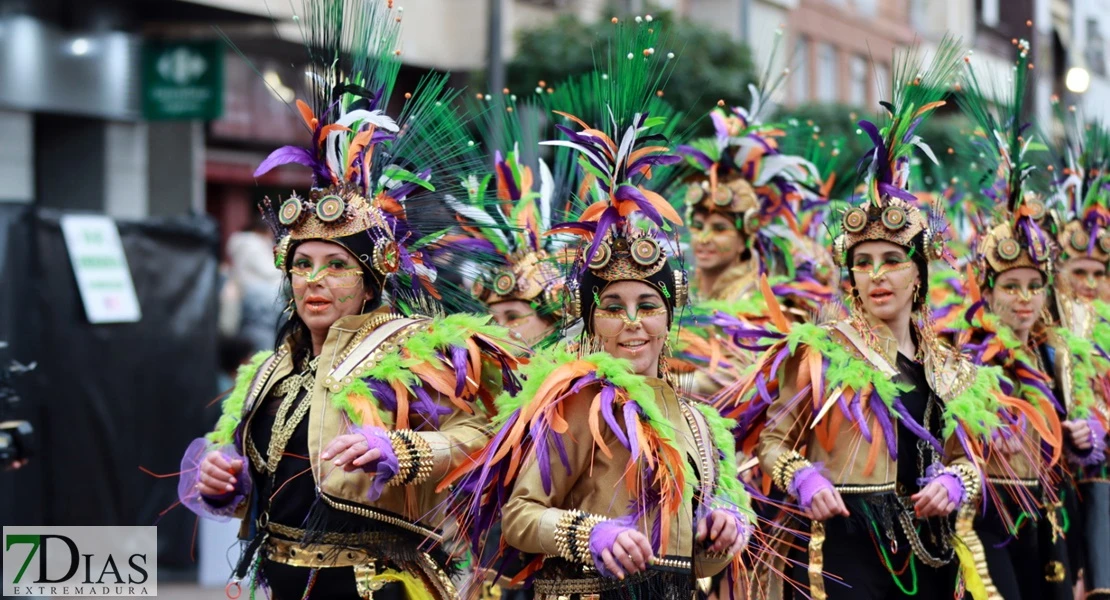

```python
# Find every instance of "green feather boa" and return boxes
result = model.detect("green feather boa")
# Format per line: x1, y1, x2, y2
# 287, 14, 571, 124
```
1056, 327, 1099, 419
207, 350, 274, 446
208, 314, 513, 441
780, 322, 1002, 440
331, 313, 513, 427
691, 402, 756, 520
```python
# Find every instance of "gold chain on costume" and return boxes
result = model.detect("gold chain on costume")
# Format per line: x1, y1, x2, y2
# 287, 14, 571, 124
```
247, 355, 319, 475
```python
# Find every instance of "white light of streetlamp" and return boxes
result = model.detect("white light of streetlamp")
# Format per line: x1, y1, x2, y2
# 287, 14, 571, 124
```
1067, 67, 1091, 94
69, 38, 90, 56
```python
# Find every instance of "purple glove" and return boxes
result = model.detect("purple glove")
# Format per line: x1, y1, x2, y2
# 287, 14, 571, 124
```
588, 516, 638, 578
1067, 418, 1108, 466
696, 504, 753, 553
178, 437, 251, 522
789, 465, 835, 510
918, 464, 964, 506
351, 425, 398, 501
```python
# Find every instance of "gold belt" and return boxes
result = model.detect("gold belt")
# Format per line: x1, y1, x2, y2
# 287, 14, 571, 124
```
266, 522, 405, 546
533, 570, 659, 596
265, 537, 378, 568
986, 476, 1039, 488
834, 482, 897, 494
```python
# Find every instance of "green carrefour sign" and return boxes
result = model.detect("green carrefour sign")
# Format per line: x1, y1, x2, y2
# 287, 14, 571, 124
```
142, 40, 223, 121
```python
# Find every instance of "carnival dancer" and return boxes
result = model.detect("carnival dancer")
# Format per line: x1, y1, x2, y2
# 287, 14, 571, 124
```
176, 2, 522, 597
446, 94, 572, 349
716, 40, 1014, 600
1048, 97, 1110, 598
440, 18, 754, 600
946, 40, 1075, 599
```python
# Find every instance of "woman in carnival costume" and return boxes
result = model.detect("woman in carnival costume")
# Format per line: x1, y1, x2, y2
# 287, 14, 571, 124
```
716, 40, 1015, 600
670, 36, 832, 400
176, 2, 522, 597
676, 33, 831, 314
446, 94, 573, 349
945, 40, 1092, 599
1047, 98, 1110, 598
440, 19, 754, 600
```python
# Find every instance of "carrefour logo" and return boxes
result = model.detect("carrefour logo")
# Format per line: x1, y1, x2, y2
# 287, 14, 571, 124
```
156, 46, 209, 85
3, 527, 157, 597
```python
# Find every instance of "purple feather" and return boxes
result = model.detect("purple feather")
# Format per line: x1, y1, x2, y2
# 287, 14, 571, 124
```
891, 396, 943, 453
496, 154, 522, 200
366, 379, 397, 412
869, 396, 899, 460
254, 146, 319, 178
676, 145, 714, 170
450, 346, 469, 397
623, 402, 643, 464
614, 184, 664, 226
878, 182, 918, 202
598, 385, 629, 448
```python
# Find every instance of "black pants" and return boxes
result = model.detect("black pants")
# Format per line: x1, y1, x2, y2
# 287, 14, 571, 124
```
789, 515, 957, 600
974, 489, 1071, 600
1083, 481, 1110, 597
260, 561, 406, 600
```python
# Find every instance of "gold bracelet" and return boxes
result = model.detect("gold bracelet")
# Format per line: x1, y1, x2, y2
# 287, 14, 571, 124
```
553, 510, 605, 564
771, 451, 811, 493
387, 430, 434, 486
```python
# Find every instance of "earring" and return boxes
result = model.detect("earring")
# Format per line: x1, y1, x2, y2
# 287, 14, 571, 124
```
283, 297, 295, 317
658, 341, 672, 386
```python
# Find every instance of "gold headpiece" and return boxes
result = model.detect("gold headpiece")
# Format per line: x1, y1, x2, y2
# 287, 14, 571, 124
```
472, 250, 568, 317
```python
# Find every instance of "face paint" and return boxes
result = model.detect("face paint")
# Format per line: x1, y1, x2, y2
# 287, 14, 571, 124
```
850, 259, 914, 280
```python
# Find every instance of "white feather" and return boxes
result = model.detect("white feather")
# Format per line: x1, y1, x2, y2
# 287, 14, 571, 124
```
537, 159, 555, 232
337, 108, 399, 132
443, 194, 511, 251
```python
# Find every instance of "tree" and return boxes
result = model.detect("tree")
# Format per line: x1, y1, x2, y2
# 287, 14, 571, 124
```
504, 12, 758, 132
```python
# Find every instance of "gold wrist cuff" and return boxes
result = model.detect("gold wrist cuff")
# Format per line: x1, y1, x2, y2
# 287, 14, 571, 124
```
388, 429, 435, 486
771, 450, 812, 494
553, 510, 605, 564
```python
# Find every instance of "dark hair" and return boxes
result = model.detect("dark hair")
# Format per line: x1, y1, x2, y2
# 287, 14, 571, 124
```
218, 335, 256, 374
845, 231, 929, 311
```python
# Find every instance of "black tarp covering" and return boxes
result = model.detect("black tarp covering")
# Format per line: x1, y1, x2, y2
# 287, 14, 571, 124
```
0, 208, 220, 569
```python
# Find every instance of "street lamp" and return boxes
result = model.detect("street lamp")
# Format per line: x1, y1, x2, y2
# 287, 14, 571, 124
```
1067, 66, 1091, 94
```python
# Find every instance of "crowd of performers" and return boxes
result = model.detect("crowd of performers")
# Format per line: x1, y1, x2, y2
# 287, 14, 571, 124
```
174, 2, 1110, 598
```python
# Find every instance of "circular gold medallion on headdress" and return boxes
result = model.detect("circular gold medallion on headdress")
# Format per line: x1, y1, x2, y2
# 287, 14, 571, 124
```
881, 206, 907, 230
373, 240, 401, 274
316, 195, 346, 222
1028, 200, 1046, 220
493, 271, 517, 296
712, 186, 733, 207
843, 208, 868, 233
1100, 234, 1110, 255
684, 184, 705, 206
630, 238, 662, 266
996, 238, 1022, 261
588, 242, 612, 270
1071, 230, 1091, 252
743, 210, 760, 235
278, 197, 304, 226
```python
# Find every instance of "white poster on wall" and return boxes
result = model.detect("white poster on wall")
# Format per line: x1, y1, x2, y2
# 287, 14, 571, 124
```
60, 215, 142, 324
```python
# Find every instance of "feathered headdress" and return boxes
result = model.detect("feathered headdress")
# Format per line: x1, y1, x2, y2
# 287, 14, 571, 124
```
1047, 97, 1110, 263
541, 18, 690, 327
249, 0, 481, 308
445, 93, 573, 318
831, 37, 965, 266
958, 38, 1054, 282
677, 31, 825, 242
